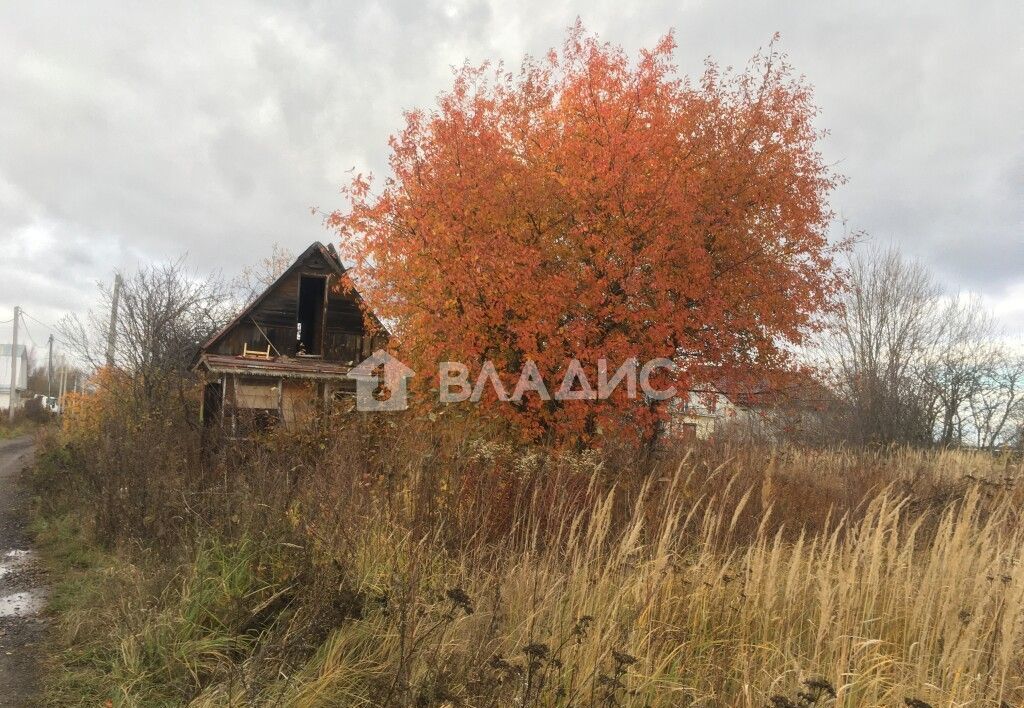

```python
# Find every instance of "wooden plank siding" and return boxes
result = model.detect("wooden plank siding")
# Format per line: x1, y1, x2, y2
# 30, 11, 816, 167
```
209, 248, 370, 362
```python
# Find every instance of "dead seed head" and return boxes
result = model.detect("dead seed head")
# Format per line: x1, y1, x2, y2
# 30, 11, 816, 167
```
612, 649, 638, 666
445, 587, 473, 614
803, 677, 836, 697
522, 642, 549, 659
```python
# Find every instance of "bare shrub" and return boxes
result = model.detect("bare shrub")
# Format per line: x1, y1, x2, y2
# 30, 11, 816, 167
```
58, 258, 231, 402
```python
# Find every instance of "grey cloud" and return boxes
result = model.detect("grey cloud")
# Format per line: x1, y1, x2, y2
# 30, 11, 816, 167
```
0, 0, 1021, 341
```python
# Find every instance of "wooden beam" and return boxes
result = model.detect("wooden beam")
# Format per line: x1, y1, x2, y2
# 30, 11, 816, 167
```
320, 274, 329, 356
229, 374, 236, 437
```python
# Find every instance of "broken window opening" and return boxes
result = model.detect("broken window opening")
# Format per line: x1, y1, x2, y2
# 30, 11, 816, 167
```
297, 275, 327, 355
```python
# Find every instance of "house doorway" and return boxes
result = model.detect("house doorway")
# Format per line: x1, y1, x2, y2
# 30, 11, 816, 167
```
201, 381, 222, 426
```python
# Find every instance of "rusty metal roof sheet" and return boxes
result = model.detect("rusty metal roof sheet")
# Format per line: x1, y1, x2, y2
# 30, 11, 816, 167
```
196, 353, 355, 380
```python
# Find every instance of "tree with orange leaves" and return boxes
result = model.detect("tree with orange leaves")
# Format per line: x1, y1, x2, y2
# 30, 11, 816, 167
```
330, 24, 844, 443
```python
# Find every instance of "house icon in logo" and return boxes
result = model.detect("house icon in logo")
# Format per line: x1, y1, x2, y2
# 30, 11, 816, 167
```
347, 350, 415, 412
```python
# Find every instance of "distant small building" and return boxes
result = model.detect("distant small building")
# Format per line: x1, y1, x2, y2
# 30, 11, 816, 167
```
665, 375, 832, 443
192, 242, 385, 434
0, 344, 30, 414
665, 386, 749, 441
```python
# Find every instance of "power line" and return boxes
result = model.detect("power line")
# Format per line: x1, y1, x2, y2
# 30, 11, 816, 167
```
20, 310, 58, 332
19, 312, 37, 348
20, 310, 71, 348
19, 311, 88, 372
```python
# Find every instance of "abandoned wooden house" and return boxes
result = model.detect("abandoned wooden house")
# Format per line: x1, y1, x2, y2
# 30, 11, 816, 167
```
192, 241, 384, 432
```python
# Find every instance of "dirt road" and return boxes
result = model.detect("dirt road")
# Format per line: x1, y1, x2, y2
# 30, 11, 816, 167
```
0, 437, 44, 706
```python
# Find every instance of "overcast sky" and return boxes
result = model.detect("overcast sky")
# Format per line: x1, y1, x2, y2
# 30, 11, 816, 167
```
1, 0, 1022, 355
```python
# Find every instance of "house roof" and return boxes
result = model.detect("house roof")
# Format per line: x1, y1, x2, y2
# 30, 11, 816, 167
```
192, 241, 387, 372
195, 352, 354, 380
0, 344, 28, 358
198, 241, 347, 355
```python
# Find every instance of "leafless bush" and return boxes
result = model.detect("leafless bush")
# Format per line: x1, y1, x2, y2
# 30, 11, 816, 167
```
58, 258, 232, 399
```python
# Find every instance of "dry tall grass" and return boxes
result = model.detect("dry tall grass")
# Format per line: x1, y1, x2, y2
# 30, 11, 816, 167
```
219, 450, 1024, 707
32, 385, 1024, 707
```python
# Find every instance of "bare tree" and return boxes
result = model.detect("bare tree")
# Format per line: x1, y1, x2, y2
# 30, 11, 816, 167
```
59, 258, 232, 395
925, 296, 1002, 446
822, 246, 942, 445
967, 349, 1024, 450
821, 245, 1023, 449
230, 243, 293, 306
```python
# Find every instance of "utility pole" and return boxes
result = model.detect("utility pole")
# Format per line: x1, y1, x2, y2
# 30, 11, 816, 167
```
57, 361, 67, 412
105, 273, 123, 368
8, 305, 19, 422
47, 333, 54, 397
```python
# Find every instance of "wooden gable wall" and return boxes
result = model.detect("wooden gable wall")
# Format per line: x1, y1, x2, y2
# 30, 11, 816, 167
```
210, 248, 372, 363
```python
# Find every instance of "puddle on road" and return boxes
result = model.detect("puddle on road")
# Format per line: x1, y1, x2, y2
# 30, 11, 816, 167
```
0, 550, 43, 616
0, 550, 31, 581
0, 591, 43, 618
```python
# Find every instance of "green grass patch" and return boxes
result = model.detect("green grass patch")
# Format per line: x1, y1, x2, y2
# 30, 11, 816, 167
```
32, 509, 281, 706
31, 513, 129, 706
0, 418, 40, 439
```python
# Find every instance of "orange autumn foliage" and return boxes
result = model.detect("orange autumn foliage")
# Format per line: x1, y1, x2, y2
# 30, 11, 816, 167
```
61, 367, 120, 444
330, 24, 845, 443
